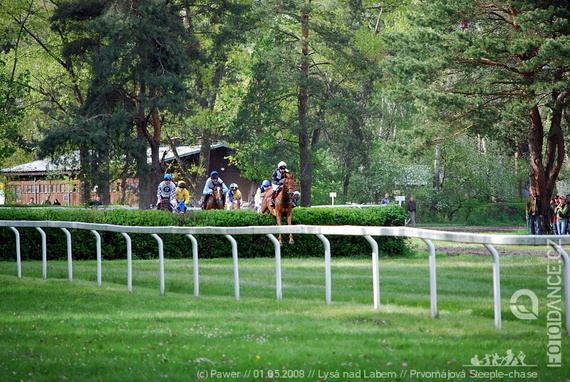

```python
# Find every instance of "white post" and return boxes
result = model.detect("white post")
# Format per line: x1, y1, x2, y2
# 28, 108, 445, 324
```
91, 230, 102, 286
225, 235, 240, 301
364, 235, 380, 310
61, 228, 73, 282
317, 234, 332, 305
186, 234, 199, 297
121, 233, 133, 293
485, 244, 502, 330
266, 234, 282, 300
35, 227, 47, 280
151, 234, 165, 296
9, 227, 21, 278
423, 239, 438, 318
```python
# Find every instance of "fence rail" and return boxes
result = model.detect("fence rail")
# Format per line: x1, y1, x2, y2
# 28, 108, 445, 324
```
1, 220, 568, 334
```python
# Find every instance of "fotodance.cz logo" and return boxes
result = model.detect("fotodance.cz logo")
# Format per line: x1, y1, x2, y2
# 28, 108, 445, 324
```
510, 289, 539, 320
509, 242, 564, 368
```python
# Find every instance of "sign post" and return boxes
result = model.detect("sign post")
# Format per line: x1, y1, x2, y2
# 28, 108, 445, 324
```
329, 192, 337, 206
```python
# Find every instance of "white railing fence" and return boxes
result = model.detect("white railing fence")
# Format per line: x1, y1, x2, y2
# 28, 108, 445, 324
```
1, 220, 568, 334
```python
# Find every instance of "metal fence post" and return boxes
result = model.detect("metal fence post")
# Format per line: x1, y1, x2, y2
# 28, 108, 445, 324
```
186, 234, 199, 297
91, 230, 102, 286
485, 244, 502, 330
423, 239, 438, 318
61, 228, 73, 282
151, 234, 165, 296
317, 234, 332, 305
9, 227, 21, 279
363, 235, 380, 310
121, 233, 133, 293
224, 235, 240, 301
35, 227, 47, 280
266, 234, 282, 301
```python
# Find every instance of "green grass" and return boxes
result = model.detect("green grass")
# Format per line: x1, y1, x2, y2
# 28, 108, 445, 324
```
0, 255, 568, 381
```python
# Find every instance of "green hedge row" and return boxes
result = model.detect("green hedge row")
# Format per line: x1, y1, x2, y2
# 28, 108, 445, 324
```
0, 204, 409, 261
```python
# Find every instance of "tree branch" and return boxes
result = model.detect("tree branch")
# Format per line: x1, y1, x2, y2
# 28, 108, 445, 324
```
430, 124, 477, 144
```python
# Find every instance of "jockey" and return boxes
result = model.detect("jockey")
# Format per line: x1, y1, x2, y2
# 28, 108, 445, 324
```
200, 171, 229, 209
175, 180, 190, 211
254, 180, 271, 212
156, 173, 176, 207
226, 183, 242, 209
270, 161, 293, 207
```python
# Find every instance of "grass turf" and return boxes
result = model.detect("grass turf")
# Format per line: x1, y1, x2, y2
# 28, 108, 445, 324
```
0, 254, 568, 381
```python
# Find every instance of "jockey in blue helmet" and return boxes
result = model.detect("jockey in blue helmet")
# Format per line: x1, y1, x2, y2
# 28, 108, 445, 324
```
254, 180, 271, 211
156, 173, 176, 209
200, 171, 229, 209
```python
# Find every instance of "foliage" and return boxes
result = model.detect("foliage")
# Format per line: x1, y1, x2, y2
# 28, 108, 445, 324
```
382, 0, 570, 215
0, 67, 28, 168
2, 0, 563, 221
0, 205, 408, 261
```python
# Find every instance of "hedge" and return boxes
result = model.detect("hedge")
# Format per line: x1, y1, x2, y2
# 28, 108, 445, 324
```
0, 204, 409, 261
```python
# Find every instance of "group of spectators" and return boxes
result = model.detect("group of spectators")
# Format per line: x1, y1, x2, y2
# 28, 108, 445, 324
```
526, 186, 570, 235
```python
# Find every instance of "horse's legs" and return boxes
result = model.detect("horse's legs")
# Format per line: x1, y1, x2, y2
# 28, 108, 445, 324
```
286, 210, 294, 244
276, 211, 283, 245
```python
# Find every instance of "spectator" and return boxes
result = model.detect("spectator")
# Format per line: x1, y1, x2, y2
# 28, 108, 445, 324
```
406, 196, 417, 226
53, 199, 62, 205
554, 197, 568, 235
42, 196, 51, 205
27, 197, 34, 205
90, 196, 103, 206
550, 196, 559, 234
525, 187, 542, 234
380, 193, 390, 204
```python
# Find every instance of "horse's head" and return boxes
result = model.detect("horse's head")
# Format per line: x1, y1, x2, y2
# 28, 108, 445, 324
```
212, 184, 224, 202
283, 175, 299, 194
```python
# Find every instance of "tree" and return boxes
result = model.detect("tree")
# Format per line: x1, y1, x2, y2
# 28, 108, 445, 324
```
229, 0, 387, 206
42, 0, 193, 208
384, 0, 570, 223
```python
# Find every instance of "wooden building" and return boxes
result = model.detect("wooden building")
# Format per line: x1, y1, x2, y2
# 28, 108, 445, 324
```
1, 143, 257, 206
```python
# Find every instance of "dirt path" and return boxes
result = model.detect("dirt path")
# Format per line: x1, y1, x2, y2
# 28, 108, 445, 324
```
412, 225, 549, 257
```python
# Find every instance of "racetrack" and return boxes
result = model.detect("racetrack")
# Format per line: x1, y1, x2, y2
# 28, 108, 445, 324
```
412, 225, 552, 257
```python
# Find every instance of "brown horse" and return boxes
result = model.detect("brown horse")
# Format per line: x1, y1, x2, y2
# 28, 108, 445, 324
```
205, 184, 225, 210
260, 174, 299, 244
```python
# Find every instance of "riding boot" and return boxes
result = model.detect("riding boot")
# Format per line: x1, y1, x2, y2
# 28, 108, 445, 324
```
270, 191, 277, 207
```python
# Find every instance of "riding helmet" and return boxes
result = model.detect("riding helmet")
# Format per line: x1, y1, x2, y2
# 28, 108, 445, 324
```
164, 174, 173, 180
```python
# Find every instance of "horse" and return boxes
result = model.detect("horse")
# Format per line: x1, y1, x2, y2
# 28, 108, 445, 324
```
205, 184, 225, 210
260, 174, 299, 245
157, 198, 173, 212
226, 198, 241, 210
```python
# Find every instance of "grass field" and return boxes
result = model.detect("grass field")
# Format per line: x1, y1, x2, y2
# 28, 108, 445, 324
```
0, 252, 568, 381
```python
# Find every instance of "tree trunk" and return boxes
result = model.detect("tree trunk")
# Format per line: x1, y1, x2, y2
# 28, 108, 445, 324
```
528, 103, 565, 232
297, 7, 312, 207
433, 144, 442, 190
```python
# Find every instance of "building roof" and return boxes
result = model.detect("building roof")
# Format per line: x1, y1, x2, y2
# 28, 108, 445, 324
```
1, 155, 78, 176
1, 143, 231, 176
155, 143, 229, 163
